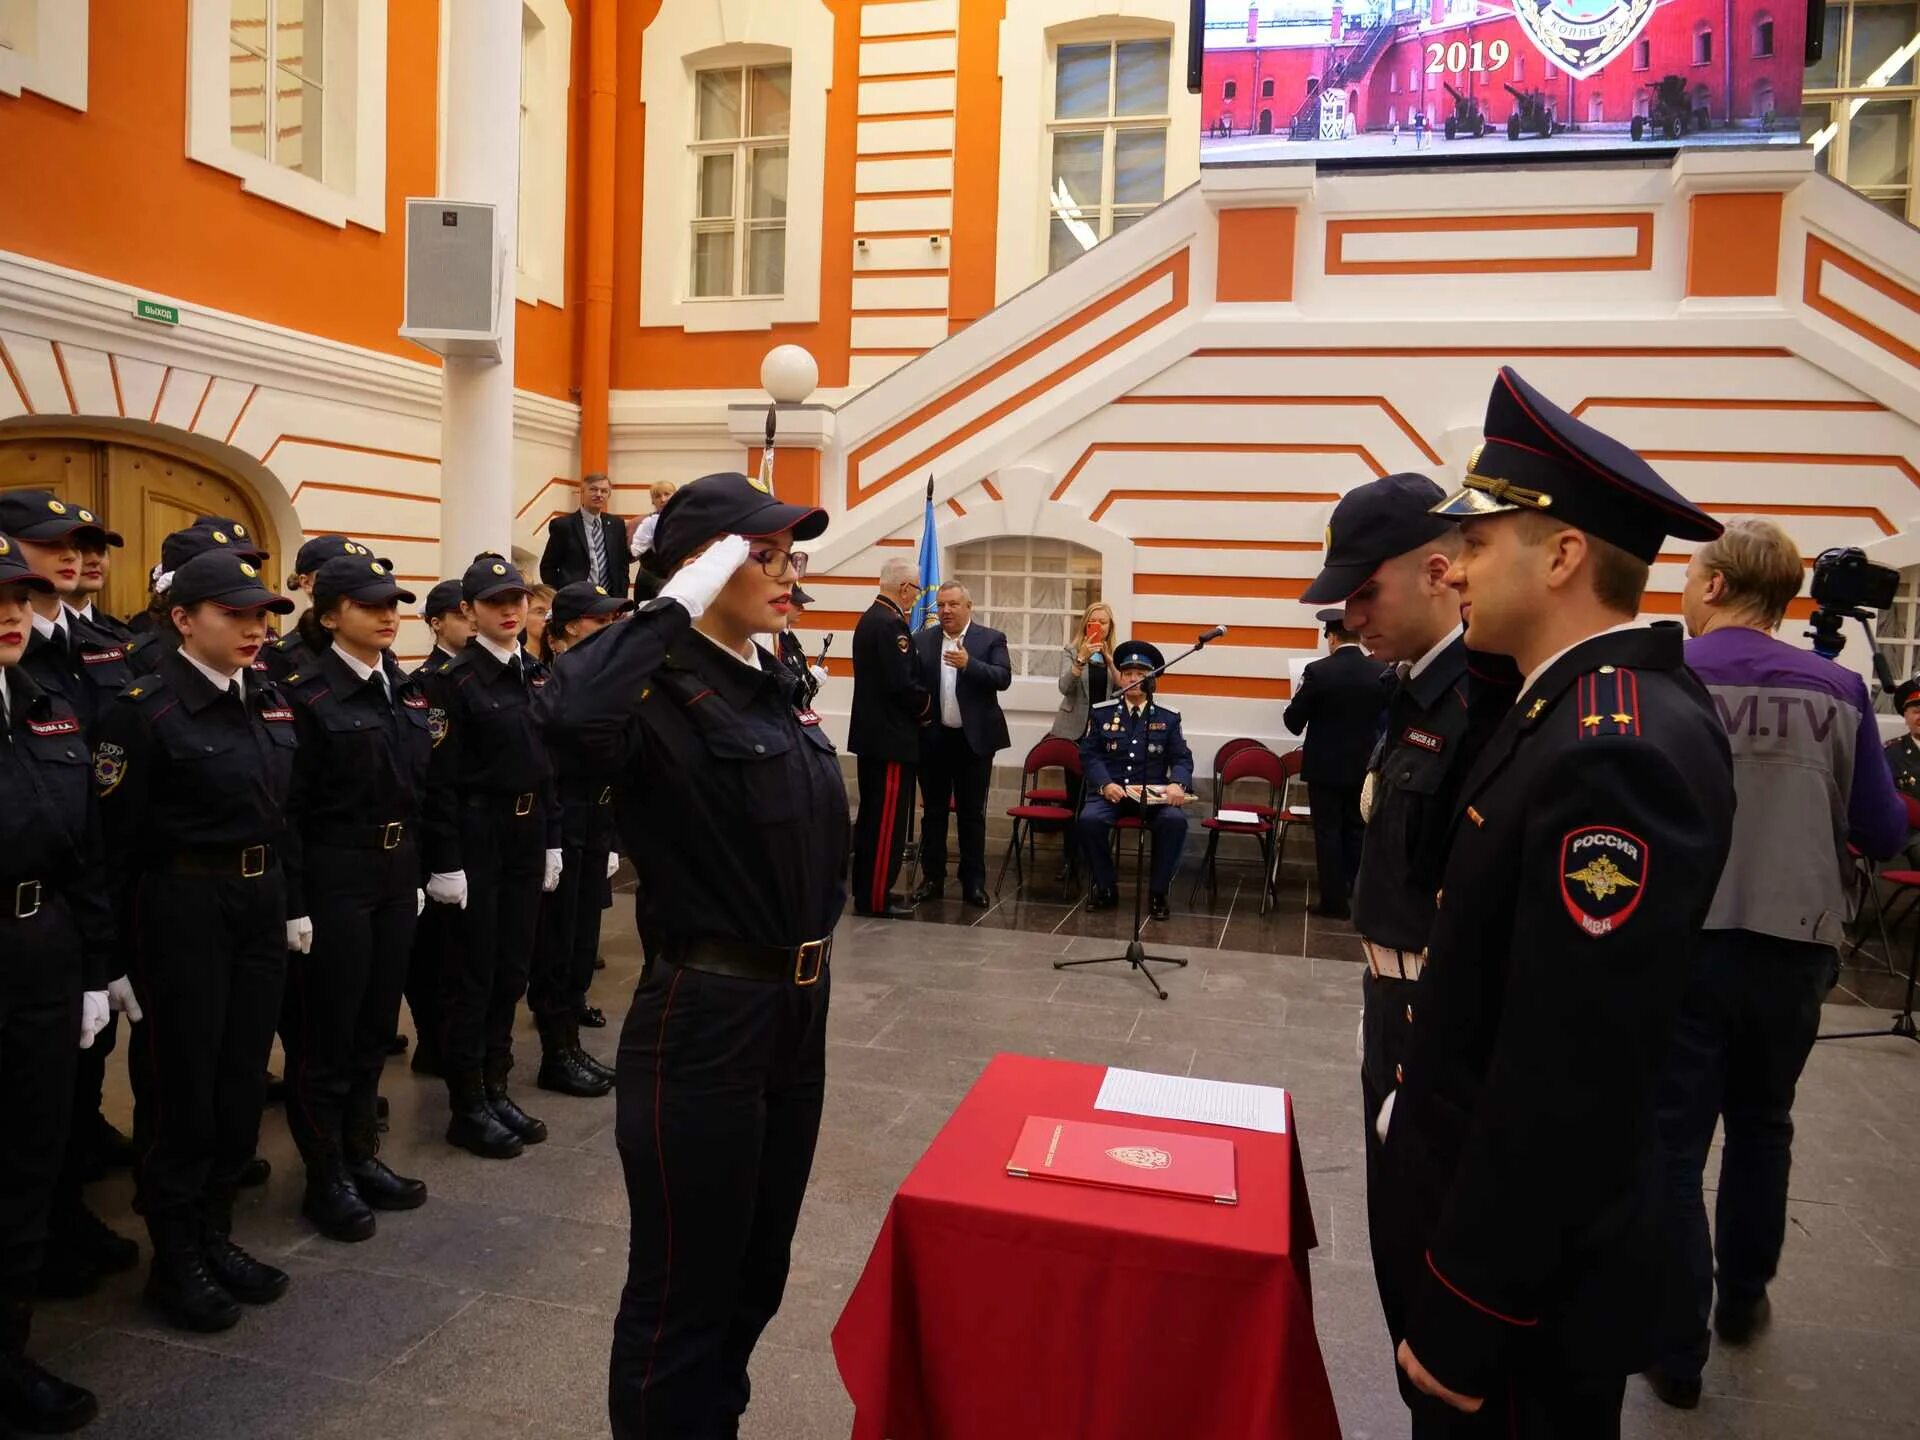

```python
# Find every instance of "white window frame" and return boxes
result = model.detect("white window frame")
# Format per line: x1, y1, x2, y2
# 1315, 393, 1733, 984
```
186, 0, 388, 231
951, 537, 1105, 680
1044, 33, 1174, 274
1878, 567, 1920, 710
516, 0, 571, 309
688, 61, 791, 300
638, 0, 831, 334
0, 0, 87, 110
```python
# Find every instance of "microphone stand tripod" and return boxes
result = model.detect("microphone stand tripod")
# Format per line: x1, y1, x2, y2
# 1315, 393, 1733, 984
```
1053, 632, 1223, 1001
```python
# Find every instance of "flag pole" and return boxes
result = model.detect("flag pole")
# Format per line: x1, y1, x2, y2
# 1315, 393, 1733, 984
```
759, 402, 778, 497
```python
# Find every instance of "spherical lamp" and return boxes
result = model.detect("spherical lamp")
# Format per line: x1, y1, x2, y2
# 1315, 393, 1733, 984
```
761, 345, 819, 405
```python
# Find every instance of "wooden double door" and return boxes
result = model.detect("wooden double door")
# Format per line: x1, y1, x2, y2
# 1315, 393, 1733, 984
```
0, 434, 281, 621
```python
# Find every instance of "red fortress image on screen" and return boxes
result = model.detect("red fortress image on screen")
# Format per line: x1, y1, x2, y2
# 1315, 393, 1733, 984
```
1199, 0, 1807, 160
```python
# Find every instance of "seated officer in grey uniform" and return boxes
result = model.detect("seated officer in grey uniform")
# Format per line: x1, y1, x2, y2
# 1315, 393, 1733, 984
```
1076, 640, 1193, 921
1299, 471, 1517, 1421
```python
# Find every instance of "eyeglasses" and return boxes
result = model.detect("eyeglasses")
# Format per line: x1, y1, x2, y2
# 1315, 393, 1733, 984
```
746, 546, 808, 580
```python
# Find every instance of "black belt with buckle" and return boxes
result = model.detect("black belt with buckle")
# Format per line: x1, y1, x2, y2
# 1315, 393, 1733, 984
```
158, 844, 277, 878
309, 819, 409, 850
464, 792, 539, 817
657, 935, 829, 987
557, 777, 614, 806
3, 878, 44, 920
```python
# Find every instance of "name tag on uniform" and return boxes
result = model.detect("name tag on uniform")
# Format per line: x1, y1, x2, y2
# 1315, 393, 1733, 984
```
796, 708, 822, 727
1402, 727, 1444, 754
80, 647, 125, 665
28, 716, 80, 736
403, 693, 428, 710
251, 659, 270, 672
260, 708, 294, 723
529, 673, 549, 688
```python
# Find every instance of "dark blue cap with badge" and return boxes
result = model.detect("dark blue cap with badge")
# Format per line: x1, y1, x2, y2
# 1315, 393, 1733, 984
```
1431, 367, 1722, 564
1114, 639, 1165, 671
0, 489, 123, 548
1301, 473, 1452, 604
0, 533, 56, 593
1314, 608, 1348, 633
167, 551, 296, 614
193, 515, 265, 554
422, 579, 465, 620
462, 552, 531, 604
549, 581, 633, 630
160, 521, 268, 572
1898, 677, 1920, 714
652, 471, 828, 572
293, 534, 385, 582
313, 555, 415, 608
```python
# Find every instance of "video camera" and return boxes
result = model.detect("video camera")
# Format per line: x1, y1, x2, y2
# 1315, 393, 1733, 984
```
1805, 546, 1900, 693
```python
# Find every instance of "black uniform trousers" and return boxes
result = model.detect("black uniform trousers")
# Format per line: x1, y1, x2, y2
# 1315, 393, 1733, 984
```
1076, 798, 1188, 897
0, 898, 81, 1301
128, 866, 287, 1243
283, 840, 419, 1164
852, 756, 914, 914
442, 797, 546, 1071
1654, 929, 1831, 1378
916, 726, 992, 892
1309, 783, 1364, 912
1409, 1370, 1628, 1439
48, 1012, 115, 1232
610, 959, 829, 1440
529, 783, 614, 1022
405, 899, 453, 1061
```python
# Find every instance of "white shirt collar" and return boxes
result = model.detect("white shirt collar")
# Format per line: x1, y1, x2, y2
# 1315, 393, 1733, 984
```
1517, 620, 1649, 702
1409, 623, 1463, 681
942, 623, 969, 646
475, 633, 520, 667
30, 608, 67, 641
65, 600, 95, 624
692, 626, 765, 671
331, 642, 385, 686
434, 642, 461, 661
181, 648, 245, 694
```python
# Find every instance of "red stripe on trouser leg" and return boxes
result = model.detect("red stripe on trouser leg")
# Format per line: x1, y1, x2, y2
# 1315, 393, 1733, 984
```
637, 966, 684, 1432
871, 763, 900, 912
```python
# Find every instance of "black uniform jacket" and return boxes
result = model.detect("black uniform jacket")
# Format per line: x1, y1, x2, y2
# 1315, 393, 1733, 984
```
2, 668, 114, 987
1886, 733, 1920, 798
847, 596, 930, 763
281, 648, 434, 915
92, 648, 299, 930
78, 606, 136, 646
23, 611, 134, 733
412, 647, 460, 683
1283, 643, 1391, 786
1386, 623, 1734, 1398
1351, 636, 1517, 954
776, 628, 820, 707
259, 629, 321, 683
419, 640, 561, 873
539, 599, 851, 950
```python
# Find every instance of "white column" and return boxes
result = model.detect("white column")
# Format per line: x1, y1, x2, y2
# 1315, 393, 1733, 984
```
439, 1, 522, 575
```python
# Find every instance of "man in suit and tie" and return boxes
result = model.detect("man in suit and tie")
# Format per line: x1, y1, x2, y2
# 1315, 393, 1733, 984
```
1284, 608, 1390, 919
538, 473, 631, 598
910, 582, 1012, 908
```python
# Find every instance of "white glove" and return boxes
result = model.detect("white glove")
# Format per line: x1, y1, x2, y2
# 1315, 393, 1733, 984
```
660, 534, 751, 621
543, 849, 565, 893
605, 851, 620, 880
107, 975, 143, 1023
1355, 1013, 1365, 1062
286, 917, 313, 954
1374, 1089, 1397, 1144
427, 870, 469, 909
79, 991, 109, 1049
629, 512, 659, 560
416, 888, 426, 917
809, 664, 828, 685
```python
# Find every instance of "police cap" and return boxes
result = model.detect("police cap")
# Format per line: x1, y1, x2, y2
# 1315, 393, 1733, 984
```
549, 581, 634, 630
462, 552, 531, 604
160, 522, 268, 572
789, 585, 816, 608
1301, 473, 1452, 604
0, 534, 56, 594
1898, 677, 1920, 715
652, 472, 828, 572
1314, 608, 1347, 633
422, 579, 465, 620
193, 515, 264, 553
313, 555, 415, 609
1432, 367, 1721, 564
168, 551, 296, 614
0, 489, 122, 548
292, 535, 383, 579
1113, 639, 1164, 672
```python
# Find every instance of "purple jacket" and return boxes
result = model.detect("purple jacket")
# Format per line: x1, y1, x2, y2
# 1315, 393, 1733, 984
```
1687, 626, 1907, 944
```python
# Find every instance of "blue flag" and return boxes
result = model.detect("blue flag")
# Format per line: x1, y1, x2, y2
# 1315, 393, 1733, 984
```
910, 476, 939, 630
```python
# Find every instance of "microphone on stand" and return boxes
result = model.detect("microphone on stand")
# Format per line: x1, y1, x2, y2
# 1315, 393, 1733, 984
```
1196, 625, 1228, 646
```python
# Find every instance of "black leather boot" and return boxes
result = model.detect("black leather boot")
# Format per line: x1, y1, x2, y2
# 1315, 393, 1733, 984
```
143, 1219, 240, 1333
536, 1018, 613, 1098
301, 1155, 376, 1243
572, 1023, 617, 1087
483, 1057, 548, 1144
201, 1188, 288, 1305
410, 1037, 443, 1078
0, 1297, 97, 1434
445, 1068, 523, 1159
344, 1090, 426, 1211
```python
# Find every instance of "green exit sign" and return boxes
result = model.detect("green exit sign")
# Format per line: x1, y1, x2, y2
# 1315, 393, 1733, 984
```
134, 298, 180, 326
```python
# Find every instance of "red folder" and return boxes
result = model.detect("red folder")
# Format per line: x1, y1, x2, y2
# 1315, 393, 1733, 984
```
1005, 1116, 1238, 1205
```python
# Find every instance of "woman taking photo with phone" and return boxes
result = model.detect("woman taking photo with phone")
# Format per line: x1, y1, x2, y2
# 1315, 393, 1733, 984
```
1052, 599, 1115, 742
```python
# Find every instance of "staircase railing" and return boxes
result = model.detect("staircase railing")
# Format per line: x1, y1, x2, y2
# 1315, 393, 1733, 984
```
1286, 17, 1397, 139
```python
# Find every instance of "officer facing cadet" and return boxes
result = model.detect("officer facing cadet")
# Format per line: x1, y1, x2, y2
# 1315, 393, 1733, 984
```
1076, 639, 1194, 921
0, 533, 115, 1433
1381, 367, 1735, 1437
1886, 677, 1920, 797
1296, 471, 1517, 1415
541, 471, 844, 1440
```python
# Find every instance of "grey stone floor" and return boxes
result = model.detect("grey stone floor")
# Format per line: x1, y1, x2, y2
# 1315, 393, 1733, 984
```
35, 850, 1920, 1438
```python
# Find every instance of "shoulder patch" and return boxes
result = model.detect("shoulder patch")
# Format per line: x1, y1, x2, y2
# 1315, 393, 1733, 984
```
428, 707, 448, 746
93, 742, 128, 795
1561, 826, 1647, 937
896, 634, 910, 654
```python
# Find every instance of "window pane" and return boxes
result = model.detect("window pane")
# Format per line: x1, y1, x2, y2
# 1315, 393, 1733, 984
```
1055, 43, 1111, 120
1031, 576, 1066, 611
279, 0, 322, 83
1869, 191, 1914, 220
1850, 98, 1914, 191
747, 225, 786, 296
275, 73, 323, 177
1051, 212, 1098, 270
1051, 130, 1104, 217
1113, 128, 1165, 205
989, 575, 1025, 608
750, 65, 792, 137
1802, 100, 1833, 174
1115, 40, 1170, 116
231, 0, 268, 52
1111, 210, 1148, 234
229, 42, 269, 159
691, 229, 734, 297
1806, 3, 1844, 85
750, 146, 788, 218
1000, 612, 1028, 646
697, 69, 742, 141
1851, 2, 1918, 86
1031, 612, 1067, 650
697, 152, 734, 219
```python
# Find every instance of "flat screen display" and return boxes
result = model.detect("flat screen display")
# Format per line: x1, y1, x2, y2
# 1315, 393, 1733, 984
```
1198, 0, 1807, 163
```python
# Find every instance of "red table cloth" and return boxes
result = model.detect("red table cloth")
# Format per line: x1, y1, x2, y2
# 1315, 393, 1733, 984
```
832, 1053, 1341, 1440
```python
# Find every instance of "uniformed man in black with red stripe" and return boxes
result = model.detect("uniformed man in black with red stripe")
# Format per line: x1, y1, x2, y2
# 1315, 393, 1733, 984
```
848, 557, 931, 918
1382, 368, 1735, 1437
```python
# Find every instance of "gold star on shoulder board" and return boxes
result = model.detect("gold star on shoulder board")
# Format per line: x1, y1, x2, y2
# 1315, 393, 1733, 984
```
1582, 713, 1603, 728
1611, 712, 1633, 725
1525, 698, 1546, 720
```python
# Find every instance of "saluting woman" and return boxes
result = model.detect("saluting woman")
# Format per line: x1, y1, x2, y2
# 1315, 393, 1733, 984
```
279, 556, 432, 1242
544, 472, 844, 1440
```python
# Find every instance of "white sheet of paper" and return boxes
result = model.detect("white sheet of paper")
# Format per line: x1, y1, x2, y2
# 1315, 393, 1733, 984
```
1216, 808, 1263, 825
1094, 1066, 1289, 1135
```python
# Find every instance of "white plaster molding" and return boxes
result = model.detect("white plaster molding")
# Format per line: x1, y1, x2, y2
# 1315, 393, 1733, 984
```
517, 0, 573, 309
0, 0, 87, 110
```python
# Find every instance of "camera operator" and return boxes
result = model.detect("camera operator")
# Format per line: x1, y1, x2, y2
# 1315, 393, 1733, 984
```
1646, 519, 1908, 1409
